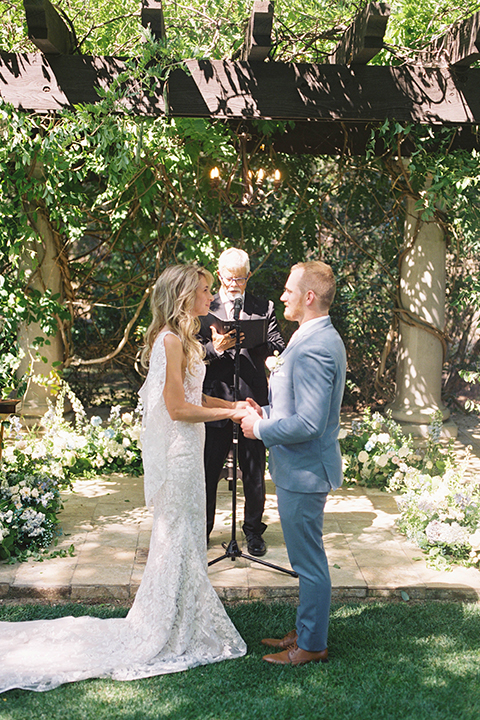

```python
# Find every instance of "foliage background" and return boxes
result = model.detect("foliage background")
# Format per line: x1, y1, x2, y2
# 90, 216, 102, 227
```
0, 0, 479, 410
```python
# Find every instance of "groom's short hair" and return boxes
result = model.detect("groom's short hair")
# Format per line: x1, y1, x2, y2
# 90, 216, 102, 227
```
292, 261, 336, 311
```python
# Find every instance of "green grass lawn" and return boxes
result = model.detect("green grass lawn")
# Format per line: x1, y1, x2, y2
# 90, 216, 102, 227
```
1, 600, 479, 720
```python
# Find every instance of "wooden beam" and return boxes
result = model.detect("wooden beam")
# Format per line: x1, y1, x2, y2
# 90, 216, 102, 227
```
141, 0, 166, 41
0, 54, 165, 113
423, 11, 480, 67
249, 120, 480, 156
169, 59, 480, 126
241, 1, 274, 61
23, 0, 75, 55
1, 54, 479, 130
330, 2, 390, 65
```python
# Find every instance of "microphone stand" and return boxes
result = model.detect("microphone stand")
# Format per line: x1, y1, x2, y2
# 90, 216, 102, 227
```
208, 296, 297, 578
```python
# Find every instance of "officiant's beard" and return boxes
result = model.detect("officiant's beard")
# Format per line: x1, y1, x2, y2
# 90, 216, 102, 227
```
225, 288, 243, 301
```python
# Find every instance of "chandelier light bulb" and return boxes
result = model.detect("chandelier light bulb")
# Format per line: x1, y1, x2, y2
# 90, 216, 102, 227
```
209, 166, 220, 187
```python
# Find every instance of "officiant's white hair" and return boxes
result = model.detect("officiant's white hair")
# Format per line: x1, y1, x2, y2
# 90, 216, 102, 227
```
218, 248, 250, 274
292, 261, 336, 311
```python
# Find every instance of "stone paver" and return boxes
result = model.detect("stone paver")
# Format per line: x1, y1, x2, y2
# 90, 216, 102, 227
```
1, 411, 480, 603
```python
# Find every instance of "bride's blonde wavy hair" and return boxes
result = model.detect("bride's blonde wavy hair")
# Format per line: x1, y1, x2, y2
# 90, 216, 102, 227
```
141, 265, 213, 372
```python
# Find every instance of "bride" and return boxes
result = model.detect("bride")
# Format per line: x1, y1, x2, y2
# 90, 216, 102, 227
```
0, 264, 248, 693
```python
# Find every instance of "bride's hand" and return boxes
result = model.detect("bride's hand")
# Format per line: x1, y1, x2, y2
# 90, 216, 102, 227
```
231, 406, 249, 423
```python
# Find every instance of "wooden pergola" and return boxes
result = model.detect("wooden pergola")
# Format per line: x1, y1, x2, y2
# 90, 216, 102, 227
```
1, 1, 479, 154
3, 1, 480, 435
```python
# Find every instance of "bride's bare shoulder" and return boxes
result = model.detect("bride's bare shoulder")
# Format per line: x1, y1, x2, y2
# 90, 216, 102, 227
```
162, 331, 181, 349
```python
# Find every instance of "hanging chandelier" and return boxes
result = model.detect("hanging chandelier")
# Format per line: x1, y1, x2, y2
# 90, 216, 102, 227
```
208, 132, 282, 210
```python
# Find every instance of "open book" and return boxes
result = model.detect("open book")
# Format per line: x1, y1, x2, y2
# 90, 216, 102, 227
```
202, 312, 268, 349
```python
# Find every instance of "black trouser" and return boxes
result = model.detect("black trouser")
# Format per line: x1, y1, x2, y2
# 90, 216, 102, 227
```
204, 421, 267, 539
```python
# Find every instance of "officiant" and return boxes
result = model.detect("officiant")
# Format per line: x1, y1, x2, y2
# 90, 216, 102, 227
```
199, 248, 285, 556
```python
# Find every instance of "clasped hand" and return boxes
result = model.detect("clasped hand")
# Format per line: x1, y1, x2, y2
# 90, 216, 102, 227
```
236, 398, 262, 438
231, 399, 261, 426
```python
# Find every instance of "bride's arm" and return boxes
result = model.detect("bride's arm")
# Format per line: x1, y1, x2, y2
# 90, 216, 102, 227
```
163, 334, 245, 423
202, 395, 247, 411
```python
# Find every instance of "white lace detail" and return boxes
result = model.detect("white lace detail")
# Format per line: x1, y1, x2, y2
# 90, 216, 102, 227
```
0, 331, 246, 693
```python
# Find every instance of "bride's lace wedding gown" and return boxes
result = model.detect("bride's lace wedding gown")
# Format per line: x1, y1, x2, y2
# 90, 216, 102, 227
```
0, 331, 246, 693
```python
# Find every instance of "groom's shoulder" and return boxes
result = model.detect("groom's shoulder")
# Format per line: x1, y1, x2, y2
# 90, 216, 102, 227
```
299, 322, 345, 355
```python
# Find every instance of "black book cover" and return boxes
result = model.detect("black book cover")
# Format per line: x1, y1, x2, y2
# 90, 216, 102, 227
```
202, 313, 268, 349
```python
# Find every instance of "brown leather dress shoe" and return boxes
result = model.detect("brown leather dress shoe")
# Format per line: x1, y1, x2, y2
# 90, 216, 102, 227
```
263, 642, 328, 666
261, 629, 298, 649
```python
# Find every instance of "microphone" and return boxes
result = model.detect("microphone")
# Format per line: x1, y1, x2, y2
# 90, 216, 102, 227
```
233, 296, 243, 321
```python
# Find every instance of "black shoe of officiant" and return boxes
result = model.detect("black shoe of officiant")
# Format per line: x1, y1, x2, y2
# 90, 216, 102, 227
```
246, 535, 267, 557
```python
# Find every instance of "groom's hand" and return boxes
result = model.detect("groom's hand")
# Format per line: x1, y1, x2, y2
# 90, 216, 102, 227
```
241, 407, 259, 439
246, 397, 262, 415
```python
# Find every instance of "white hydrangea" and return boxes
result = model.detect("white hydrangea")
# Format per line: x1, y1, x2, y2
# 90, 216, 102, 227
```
425, 520, 469, 547
129, 427, 142, 442
468, 529, 480, 550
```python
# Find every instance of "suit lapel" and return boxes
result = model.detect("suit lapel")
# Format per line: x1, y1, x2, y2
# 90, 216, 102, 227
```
210, 294, 228, 320
212, 292, 253, 321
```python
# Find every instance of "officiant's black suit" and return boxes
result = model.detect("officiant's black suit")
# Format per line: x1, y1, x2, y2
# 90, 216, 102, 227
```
199, 292, 285, 541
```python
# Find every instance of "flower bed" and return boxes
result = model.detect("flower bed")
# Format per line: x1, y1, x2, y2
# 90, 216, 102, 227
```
0, 458, 65, 562
395, 454, 480, 570
0, 381, 143, 561
340, 409, 480, 570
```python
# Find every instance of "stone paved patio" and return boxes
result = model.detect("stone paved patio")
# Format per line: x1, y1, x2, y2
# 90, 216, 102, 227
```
1, 411, 479, 604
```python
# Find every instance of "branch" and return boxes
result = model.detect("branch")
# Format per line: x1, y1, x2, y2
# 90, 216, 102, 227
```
68, 285, 152, 367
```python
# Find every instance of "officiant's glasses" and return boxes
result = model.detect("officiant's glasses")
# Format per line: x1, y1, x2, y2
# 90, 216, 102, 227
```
219, 274, 248, 285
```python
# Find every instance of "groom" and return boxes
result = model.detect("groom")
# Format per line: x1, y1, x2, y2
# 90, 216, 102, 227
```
241, 260, 346, 666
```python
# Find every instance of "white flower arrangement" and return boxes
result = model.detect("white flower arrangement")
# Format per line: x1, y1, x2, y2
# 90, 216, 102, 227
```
0, 465, 63, 562
340, 408, 480, 571
1, 379, 144, 562
265, 350, 284, 374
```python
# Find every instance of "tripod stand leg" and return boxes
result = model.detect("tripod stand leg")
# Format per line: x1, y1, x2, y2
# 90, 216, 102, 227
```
208, 538, 242, 566
239, 552, 298, 577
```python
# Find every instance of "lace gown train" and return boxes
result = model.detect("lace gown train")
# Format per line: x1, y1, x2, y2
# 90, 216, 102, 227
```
0, 331, 246, 693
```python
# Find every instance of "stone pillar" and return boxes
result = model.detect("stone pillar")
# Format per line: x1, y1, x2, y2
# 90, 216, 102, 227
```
17, 204, 64, 426
388, 195, 457, 438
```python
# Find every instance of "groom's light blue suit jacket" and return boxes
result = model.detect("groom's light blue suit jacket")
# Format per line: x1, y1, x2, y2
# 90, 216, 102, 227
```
258, 316, 346, 494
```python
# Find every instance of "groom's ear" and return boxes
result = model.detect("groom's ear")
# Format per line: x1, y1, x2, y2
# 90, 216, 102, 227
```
305, 289, 316, 306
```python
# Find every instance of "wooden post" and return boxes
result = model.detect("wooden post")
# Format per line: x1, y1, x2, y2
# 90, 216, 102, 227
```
329, 1, 390, 65
141, 0, 166, 41
241, 1, 274, 61
422, 11, 480, 67
23, 0, 75, 54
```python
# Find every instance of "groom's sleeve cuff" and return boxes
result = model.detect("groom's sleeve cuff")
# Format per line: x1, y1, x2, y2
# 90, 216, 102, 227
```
253, 419, 262, 440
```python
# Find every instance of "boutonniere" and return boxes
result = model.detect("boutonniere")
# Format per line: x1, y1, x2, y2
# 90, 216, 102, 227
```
265, 350, 284, 374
